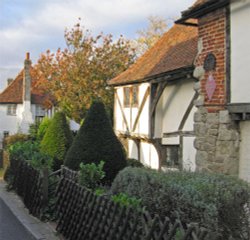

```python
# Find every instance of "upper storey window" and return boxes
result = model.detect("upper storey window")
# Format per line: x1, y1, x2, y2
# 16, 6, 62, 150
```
7, 104, 17, 116
123, 86, 138, 108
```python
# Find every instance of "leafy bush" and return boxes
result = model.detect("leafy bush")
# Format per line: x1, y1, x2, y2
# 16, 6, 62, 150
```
64, 101, 127, 183
112, 193, 142, 210
7, 141, 52, 170
111, 167, 250, 240
40, 112, 73, 170
78, 161, 105, 190
127, 158, 144, 168
8, 141, 39, 161
3, 133, 29, 148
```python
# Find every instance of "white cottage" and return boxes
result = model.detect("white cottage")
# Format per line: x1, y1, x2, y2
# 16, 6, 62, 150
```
176, 0, 250, 182
109, 24, 198, 171
0, 53, 53, 148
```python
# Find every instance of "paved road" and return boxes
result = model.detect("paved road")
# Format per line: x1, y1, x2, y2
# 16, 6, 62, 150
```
0, 198, 34, 240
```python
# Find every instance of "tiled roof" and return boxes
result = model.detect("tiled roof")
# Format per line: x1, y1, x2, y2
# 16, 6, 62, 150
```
0, 68, 46, 105
108, 24, 198, 86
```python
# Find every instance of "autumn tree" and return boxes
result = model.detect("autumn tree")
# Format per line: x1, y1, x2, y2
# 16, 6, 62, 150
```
34, 22, 135, 122
134, 16, 169, 56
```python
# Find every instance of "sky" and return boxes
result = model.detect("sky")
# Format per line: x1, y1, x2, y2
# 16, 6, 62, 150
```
0, 0, 195, 91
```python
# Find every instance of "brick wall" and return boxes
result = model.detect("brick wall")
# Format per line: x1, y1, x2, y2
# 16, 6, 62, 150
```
195, 8, 227, 112
193, 7, 239, 175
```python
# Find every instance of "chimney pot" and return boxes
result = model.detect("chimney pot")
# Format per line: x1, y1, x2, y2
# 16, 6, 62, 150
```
26, 52, 30, 60
7, 78, 13, 85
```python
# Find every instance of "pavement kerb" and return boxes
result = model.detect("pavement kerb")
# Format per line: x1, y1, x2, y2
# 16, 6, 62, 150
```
0, 180, 61, 240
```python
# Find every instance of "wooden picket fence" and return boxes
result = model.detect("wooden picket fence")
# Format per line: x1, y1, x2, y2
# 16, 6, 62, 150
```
9, 159, 48, 217
55, 167, 212, 240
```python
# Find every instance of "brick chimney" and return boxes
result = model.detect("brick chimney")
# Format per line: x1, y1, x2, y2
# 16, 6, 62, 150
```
23, 52, 32, 102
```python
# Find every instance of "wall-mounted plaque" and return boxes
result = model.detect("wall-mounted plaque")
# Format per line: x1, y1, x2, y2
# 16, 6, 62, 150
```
205, 74, 216, 101
204, 53, 216, 71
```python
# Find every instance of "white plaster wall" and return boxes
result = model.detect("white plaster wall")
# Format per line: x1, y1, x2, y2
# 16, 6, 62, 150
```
140, 142, 159, 169
182, 137, 196, 172
0, 104, 23, 148
114, 87, 125, 132
114, 83, 150, 135
239, 121, 250, 183
135, 83, 150, 135
231, 0, 250, 103
128, 139, 139, 160
156, 80, 194, 136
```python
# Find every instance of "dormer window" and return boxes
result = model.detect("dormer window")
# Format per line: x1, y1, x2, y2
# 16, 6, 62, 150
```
123, 86, 139, 108
7, 104, 17, 116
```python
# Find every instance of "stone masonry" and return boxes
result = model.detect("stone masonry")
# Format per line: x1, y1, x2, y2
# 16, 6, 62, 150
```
193, 7, 239, 175
194, 107, 239, 175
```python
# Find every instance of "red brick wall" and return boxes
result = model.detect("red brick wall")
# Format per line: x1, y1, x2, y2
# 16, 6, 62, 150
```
195, 8, 227, 113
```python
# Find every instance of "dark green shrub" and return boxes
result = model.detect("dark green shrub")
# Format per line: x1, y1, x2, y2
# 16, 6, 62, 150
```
127, 158, 144, 168
78, 161, 105, 190
111, 167, 250, 240
64, 101, 127, 183
40, 112, 73, 170
29, 122, 40, 140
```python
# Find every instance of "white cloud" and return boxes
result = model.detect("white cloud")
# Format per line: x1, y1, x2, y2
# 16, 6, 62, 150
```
0, 0, 195, 90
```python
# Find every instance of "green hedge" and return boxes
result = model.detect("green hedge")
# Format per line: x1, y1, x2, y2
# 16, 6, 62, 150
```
111, 167, 250, 240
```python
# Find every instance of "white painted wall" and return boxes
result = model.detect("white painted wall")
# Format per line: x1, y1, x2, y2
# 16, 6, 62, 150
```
140, 142, 159, 169
239, 121, 250, 183
230, 0, 250, 103
128, 139, 139, 160
155, 80, 195, 139
0, 104, 23, 148
155, 79, 196, 171
114, 83, 150, 135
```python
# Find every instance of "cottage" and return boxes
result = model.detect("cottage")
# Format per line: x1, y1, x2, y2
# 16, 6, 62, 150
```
176, 0, 250, 182
109, 24, 198, 171
0, 53, 54, 148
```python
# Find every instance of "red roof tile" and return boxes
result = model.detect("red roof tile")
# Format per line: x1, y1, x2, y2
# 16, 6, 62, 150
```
108, 24, 198, 86
0, 68, 46, 105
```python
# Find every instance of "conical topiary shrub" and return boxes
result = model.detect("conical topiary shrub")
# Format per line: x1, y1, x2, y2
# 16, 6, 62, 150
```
64, 101, 126, 183
40, 112, 73, 170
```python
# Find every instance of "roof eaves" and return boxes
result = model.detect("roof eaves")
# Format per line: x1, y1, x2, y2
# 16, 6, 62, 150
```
175, 0, 229, 25
110, 66, 194, 87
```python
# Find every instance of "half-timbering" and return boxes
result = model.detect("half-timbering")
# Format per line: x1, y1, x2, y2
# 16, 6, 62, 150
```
109, 24, 198, 171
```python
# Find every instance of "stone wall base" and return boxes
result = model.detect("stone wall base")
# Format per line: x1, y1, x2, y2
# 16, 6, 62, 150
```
194, 107, 239, 175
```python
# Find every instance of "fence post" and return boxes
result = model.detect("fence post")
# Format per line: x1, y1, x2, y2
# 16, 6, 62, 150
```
42, 168, 49, 206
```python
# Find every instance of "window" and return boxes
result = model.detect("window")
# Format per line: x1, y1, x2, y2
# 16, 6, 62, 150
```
3, 131, 9, 138
162, 145, 179, 168
7, 104, 17, 116
35, 105, 45, 117
132, 86, 139, 107
124, 87, 130, 107
123, 86, 139, 108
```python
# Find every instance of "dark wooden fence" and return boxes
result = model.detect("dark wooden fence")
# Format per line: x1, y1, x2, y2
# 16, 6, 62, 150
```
9, 159, 48, 217
55, 167, 212, 240
7, 162, 213, 239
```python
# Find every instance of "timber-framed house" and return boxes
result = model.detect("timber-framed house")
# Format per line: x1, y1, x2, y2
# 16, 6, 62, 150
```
109, 24, 198, 171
